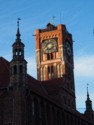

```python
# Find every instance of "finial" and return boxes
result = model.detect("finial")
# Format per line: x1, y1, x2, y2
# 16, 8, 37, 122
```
16, 18, 21, 40
87, 83, 89, 99
17, 18, 21, 29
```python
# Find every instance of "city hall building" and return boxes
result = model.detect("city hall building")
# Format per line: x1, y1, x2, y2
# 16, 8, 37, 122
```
0, 20, 94, 125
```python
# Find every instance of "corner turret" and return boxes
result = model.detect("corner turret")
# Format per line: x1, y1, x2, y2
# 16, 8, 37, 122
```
84, 84, 94, 122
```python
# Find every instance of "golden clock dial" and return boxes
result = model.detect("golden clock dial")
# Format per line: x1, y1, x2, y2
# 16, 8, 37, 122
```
42, 39, 57, 53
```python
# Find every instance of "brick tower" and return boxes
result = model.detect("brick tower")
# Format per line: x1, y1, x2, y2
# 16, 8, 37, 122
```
10, 19, 27, 125
35, 23, 76, 109
35, 23, 74, 81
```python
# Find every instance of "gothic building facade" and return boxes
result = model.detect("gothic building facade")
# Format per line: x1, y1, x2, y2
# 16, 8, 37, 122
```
0, 20, 94, 125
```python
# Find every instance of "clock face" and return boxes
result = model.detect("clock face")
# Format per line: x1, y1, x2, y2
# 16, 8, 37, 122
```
42, 39, 58, 53
66, 41, 72, 56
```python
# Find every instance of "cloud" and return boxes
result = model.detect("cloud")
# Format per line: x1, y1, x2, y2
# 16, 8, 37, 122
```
74, 55, 94, 77
26, 54, 94, 82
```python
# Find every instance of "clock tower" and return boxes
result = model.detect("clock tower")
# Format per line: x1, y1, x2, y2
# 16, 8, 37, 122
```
35, 23, 74, 81
35, 23, 76, 109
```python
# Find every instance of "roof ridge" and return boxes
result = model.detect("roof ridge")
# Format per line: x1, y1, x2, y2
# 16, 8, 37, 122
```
39, 81, 48, 95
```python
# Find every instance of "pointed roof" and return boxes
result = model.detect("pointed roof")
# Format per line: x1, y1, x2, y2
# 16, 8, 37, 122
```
85, 84, 93, 111
12, 18, 24, 46
16, 18, 21, 40
87, 84, 90, 100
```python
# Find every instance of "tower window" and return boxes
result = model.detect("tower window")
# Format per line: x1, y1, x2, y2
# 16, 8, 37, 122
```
14, 65, 17, 74
48, 66, 50, 73
47, 53, 53, 60
19, 65, 23, 73
15, 49, 18, 55
48, 66, 54, 73
32, 100, 35, 116
19, 49, 22, 55
32, 98, 39, 124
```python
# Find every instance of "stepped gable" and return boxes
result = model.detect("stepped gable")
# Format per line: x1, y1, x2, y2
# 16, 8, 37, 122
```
0, 57, 10, 88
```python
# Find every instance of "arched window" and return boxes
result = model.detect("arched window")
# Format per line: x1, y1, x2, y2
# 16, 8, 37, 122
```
70, 116, 73, 125
46, 104, 51, 125
19, 65, 23, 73
40, 101, 45, 125
66, 114, 69, 125
32, 98, 39, 124
48, 66, 53, 73
62, 112, 65, 125
56, 64, 60, 77
52, 108, 56, 125
41, 67, 44, 80
14, 65, 17, 74
32, 100, 35, 116
47, 54, 50, 60
57, 110, 62, 125
48, 66, 54, 79
47, 53, 53, 60
15, 49, 18, 55
19, 49, 22, 55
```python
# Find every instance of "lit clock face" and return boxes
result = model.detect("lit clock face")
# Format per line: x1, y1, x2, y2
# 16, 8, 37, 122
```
66, 41, 72, 56
42, 39, 58, 53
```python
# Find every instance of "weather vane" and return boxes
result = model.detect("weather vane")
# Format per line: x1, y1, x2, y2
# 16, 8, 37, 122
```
52, 16, 55, 25
87, 83, 89, 92
17, 18, 21, 28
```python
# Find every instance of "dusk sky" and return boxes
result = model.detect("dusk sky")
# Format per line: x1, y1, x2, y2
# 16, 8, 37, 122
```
0, 0, 94, 112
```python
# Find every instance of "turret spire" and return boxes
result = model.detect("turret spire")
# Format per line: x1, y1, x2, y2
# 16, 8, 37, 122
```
16, 18, 21, 40
87, 83, 90, 100
85, 83, 93, 111
84, 84, 94, 121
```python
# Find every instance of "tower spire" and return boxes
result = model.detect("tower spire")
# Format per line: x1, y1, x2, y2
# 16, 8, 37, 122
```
85, 83, 93, 111
87, 83, 89, 100
16, 18, 21, 40
84, 84, 94, 121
